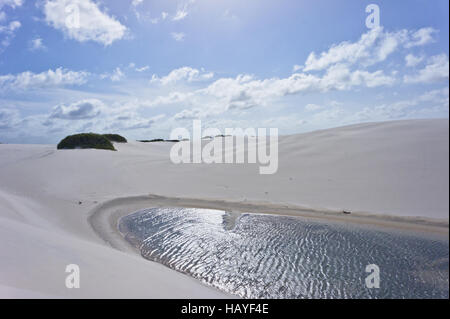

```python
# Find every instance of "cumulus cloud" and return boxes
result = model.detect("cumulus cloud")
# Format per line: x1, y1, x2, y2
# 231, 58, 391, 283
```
352, 87, 449, 122
128, 63, 149, 73
110, 67, 124, 81
0, 108, 19, 129
305, 104, 323, 112
151, 67, 214, 85
131, 0, 143, 7
404, 27, 438, 48
171, 32, 185, 41
0, 1, 22, 50
49, 99, 103, 120
172, 2, 191, 21
405, 54, 423, 67
302, 27, 438, 72
108, 113, 165, 130
203, 65, 394, 108
404, 54, 449, 84
0, 20, 21, 50
43, 0, 127, 46
101, 67, 125, 82
145, 92, 194, 108
28, 37, 46, 51
173, 9, 187, 21
0, 0, 23, 9
0, 19, 19, 32
0, 67, 88, 90
135, 65, 149, 72
174, 108, 204, 120
149, 63, 395, 118
136, 1, 192, 24
292, 65, 302, 72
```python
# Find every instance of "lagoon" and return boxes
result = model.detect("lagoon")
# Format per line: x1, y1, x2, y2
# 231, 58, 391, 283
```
119, 208, 449, 299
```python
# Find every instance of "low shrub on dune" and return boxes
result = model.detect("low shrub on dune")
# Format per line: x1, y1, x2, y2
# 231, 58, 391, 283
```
57, 133, 116, 151
138, 139, 181, 143
102, 134, 127, 143
138, 139, 164, 143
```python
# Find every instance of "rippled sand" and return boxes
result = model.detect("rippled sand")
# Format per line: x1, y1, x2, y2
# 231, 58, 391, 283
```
119, 208, 449, 299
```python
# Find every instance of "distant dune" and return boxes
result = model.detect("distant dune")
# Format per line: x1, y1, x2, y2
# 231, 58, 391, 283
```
0, 119, 448, 298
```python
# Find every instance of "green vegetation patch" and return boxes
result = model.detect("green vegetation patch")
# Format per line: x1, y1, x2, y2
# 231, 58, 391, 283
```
138, 139, 164, 143
102, 134, 127, 143
57, 133, 116, 151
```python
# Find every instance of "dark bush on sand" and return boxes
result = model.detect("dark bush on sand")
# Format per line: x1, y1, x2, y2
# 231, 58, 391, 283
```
57, 133, 115, 151
138, 139, 181, 143
138, 139, 164, 143
103, 134, 127, 143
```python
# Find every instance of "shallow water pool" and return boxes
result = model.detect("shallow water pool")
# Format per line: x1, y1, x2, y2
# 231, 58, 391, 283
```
119, 208, 449, 299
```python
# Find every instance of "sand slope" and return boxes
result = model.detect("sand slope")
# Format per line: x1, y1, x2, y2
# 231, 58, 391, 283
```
0, 119, 448, 298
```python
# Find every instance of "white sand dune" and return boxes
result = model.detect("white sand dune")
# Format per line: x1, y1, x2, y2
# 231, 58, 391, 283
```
0, 119, 448, 298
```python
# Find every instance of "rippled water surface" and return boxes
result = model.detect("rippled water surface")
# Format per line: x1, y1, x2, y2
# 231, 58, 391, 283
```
119, 208, 449, 298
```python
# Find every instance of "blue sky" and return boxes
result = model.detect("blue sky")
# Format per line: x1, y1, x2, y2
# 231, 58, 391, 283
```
0, 0, 448, 143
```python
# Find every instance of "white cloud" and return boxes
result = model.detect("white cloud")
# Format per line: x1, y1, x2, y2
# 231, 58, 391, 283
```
165, 64, 396, 114
28, 37, 46, 51
50, 99, 103, 120
171, 0, 195, 21
223, 9, 238, 21
174, 108, 203, 120
303, 27, 391, 71
135, 65, 149, 72
311, 106, 344, 122
128, 63, 149, 72
172, 10, 187, 21
0, 19, 19, 33
100, 67, 125, 82
171, 32, 185, 41
404, 27, 437, 48
404, 54, 449, 84
0, 67, 88, 90
110, 67, 124, 82
0, 21, 22, 51
352, 87, 449, 122
0, 107, 19, 129
418, 87, 449, 104
145, 91, 193, 107
0, 0, 23, 9
135, 9, 168, 24
258, 65, 391, 96
0, 1, 23, 50
0, 20, 21, 49
43, 0, 127, 46
108, 113, 165, 130
172, 3, 189, 21
405, 54, 423, 67
305, 103, 323, 112
131, 0, 143, 7
302, 27, 437, 72
292, 64, 302, 72
151, 67, 214, 85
